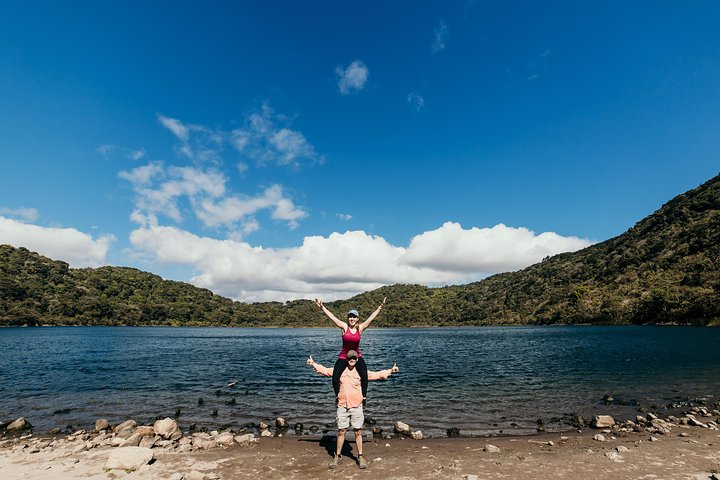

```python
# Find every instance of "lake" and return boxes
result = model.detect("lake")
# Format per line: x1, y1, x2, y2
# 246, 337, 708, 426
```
1, 326, 719, 437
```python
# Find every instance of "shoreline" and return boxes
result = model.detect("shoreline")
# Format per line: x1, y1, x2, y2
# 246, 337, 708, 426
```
2, 412, 720, 480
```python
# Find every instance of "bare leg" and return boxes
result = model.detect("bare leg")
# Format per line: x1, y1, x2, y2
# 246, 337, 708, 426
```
355, 429, 363, 455
336, 428, 346, 456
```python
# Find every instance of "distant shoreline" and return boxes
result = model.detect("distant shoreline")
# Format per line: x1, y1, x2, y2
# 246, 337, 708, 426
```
0, 322, 712, 328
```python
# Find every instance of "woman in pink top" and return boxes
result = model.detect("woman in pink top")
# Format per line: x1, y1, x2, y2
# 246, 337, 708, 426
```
314, 297, 386, 402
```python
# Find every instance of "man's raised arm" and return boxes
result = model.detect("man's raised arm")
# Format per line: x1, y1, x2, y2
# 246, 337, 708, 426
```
307, 355, 333, 377
368, 363, 400, 381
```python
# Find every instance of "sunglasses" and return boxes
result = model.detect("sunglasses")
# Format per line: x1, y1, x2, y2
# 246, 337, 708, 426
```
347, 357, 358, 361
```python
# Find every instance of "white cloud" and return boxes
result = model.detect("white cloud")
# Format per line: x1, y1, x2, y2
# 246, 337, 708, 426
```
157, 114, 189, 141
407, 92, 425, 112
402, 222, 591, 273
128, 221, 592, 302
432, 20, 449, 53
230, 104, 321, 168
157, 114, 225, 164
336, 60, 369, 95
120, 162, 304, 232
118, 162, 164, 186
0, 216, 114, 267
97, 144, 116, 155
120, 164, 225, 222
336, 213, 352, 221
98, 144, 147, 161
0, 207, 39, 222
130, 149, 146, 160
194, 184, 307, 229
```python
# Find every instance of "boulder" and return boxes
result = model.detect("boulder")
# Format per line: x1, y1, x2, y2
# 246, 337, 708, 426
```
139, 436, 158, 449
604, 451, 621, 462
411, 430, 423, 440
216, 432, 235, 445
483, 444, 500, 453
446, 427, 460, 437
394, 421, 411, 435
259, 421, 270, 430
650, 418, 671, 434
234, 434, 256, 445
276, 417, 288, 428
194, 438, 217, 450
687, 417, 707, 428
104, 446, 154, 471
95, 419, 110, 431
113, 420, 137, 434
154, 418, 180, 439
593, 434, 606, 442
110, 437, 127, 446
6, 417, 31, 431
136, 426, 155, 437
123, 433, 144, 447
116, 427, 137, 439
592, 415, 615, 428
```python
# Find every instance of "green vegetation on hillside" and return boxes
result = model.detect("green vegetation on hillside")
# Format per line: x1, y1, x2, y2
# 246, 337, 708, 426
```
1, 174, 719, 327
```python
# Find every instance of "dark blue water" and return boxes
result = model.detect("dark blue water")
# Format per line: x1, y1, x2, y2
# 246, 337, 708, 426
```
1, 326, 719, 437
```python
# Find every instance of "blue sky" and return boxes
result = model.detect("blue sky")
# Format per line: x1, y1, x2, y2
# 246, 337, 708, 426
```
1, 1, 719, 301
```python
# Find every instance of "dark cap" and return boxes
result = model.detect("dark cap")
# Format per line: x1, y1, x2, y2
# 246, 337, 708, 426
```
346, 350, 358, 359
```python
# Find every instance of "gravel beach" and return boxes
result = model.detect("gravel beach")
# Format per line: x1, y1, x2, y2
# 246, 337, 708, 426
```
3, 420, 720, 480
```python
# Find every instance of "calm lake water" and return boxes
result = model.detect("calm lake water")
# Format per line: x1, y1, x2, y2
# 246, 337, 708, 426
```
1, 326, 719, 437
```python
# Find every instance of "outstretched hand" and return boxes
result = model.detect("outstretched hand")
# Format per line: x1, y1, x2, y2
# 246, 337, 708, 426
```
307, 355, 314, 366
314, 299, 324, 309
391, 362, 399, 373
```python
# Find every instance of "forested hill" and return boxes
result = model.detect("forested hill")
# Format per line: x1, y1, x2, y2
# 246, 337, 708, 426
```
1, 174, 719, 327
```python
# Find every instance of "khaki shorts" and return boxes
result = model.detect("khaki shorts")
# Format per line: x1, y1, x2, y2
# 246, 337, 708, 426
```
336, 405, 364, 430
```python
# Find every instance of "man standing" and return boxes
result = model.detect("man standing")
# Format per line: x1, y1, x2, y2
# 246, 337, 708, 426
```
307, 350, 399, 469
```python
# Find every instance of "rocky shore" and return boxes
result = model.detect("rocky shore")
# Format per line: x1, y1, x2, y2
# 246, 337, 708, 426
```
2, 408, 720, 479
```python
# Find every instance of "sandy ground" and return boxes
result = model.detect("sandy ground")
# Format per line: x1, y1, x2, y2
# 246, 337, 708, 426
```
2, 426, 720, 480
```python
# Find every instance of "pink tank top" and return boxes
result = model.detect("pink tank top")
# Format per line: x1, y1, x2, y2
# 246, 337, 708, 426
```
339, 327, 362, 359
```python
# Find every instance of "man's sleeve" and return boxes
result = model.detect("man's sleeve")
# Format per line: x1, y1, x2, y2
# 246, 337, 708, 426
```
312, 363, 333, 377
367, 369, 392, 380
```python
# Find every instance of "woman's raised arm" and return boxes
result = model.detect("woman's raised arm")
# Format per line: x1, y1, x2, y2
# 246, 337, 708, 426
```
315, 299, 347, 330
359, 297, 386, 332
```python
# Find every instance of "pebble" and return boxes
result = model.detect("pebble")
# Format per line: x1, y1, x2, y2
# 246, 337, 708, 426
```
593, 434, 606, 442
483, 444, 500, 453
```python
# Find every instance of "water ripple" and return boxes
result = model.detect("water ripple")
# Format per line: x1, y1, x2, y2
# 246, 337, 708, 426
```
1, 326, 719, 436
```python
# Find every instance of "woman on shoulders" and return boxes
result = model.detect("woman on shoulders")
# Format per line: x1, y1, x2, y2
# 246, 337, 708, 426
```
314, 297, 386, 402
